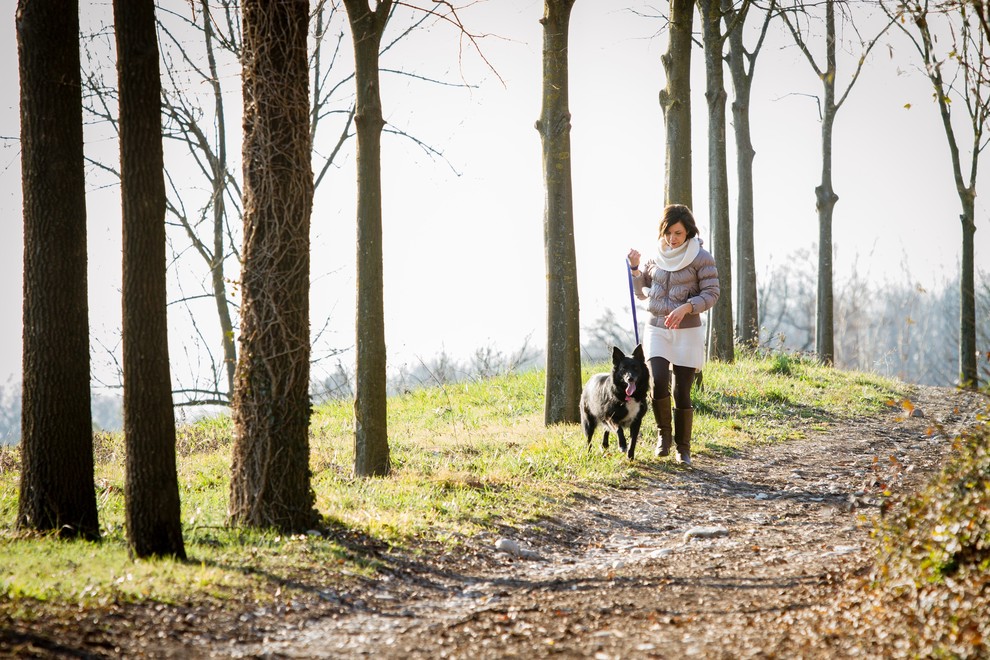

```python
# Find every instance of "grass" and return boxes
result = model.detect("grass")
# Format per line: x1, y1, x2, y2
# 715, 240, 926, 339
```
0, 350, 905, 613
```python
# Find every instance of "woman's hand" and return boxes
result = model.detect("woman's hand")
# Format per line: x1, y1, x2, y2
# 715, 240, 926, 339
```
627, 248, 641, 270
664, 303, 692, 329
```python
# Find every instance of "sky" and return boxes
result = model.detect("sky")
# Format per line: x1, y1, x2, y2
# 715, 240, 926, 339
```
0, 0, 988, 394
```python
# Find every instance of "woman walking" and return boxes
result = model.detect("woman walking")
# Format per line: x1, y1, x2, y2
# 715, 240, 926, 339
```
627, 204, 720, 465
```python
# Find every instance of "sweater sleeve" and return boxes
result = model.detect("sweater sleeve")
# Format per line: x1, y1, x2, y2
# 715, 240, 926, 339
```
632, 261, 652, 300
687, 251, 720, 313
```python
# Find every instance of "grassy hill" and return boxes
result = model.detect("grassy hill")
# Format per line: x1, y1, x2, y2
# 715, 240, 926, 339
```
0, 352, 903, 606
0, 354, 990, 657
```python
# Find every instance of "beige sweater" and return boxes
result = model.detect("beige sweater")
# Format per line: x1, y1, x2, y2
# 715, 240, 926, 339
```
633, 248, 720, 329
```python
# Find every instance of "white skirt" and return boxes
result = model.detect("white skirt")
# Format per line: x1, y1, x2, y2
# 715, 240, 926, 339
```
644, 322, 707, 369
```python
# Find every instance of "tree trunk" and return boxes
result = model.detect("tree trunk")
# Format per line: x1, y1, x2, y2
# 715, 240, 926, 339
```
914, 6, 980, 389
115, 0, 186, 559
815, 165, 838, 366
15, 0, 100, 541
343, 0, 392, 475
959, 202, 978, 387
698, 0, 735, 362
660, 0, 694, 207
537, 0, 582, 426
725, 0, 759, 347
230, 0, 318, 531
815, 0, 839, 366
213, 253, 237, 398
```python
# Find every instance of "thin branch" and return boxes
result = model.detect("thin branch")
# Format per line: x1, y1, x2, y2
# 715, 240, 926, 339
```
383, 125, 462, 176
779, 3, 826, 78
380, 67, 478, 89
315, 106, 356, 189
395, 0, 507, 87
835, 15, 896, 111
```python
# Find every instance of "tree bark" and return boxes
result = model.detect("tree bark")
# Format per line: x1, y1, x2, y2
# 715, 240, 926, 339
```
537, 0, 582, 425
660, 0, 694, 207
16, 0, 100, 541
115, 0, 186, 559
698, 0, 735, 362
959, 206, 977, 386
815, 0, 839, 366
230, 0, 318, 531
886, 1, 981, 388
725, 0, 761, 347
343, 0, 392, 475
929, 15, 979, 388
783, 0, 892, 366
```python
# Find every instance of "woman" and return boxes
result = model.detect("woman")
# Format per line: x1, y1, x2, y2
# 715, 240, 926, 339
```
627, 204, 719, 465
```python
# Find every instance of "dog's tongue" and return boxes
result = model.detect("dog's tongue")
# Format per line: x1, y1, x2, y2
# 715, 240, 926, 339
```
625, 382, 636, 399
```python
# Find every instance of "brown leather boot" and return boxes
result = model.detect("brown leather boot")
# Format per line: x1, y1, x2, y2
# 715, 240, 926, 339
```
674, 407, 693, 465
653, 396, 673, 456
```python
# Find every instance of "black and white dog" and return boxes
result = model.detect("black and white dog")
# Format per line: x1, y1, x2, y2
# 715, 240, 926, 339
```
579, 345, 650, 460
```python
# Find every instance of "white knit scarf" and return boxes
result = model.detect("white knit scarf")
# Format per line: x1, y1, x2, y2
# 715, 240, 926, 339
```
655, 236, 701, 272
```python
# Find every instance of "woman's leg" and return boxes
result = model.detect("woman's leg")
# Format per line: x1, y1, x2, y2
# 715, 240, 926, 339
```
649, 357, 672, 400
649, 357, 673, 455
672, 365, 696, 465
671, 365, 695, 410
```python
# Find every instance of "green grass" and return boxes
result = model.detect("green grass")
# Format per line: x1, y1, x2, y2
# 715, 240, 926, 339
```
0, 351, 905, 612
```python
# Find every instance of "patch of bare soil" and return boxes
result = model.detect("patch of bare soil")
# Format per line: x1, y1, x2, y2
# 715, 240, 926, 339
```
2, 385, 986, 659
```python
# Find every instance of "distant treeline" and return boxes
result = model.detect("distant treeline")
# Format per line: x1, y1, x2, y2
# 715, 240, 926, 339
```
757, 250, 989, 387
1, 257, 986, 444
320, 256, 989, 399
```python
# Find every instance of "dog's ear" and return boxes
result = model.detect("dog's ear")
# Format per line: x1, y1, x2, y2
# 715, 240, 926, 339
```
611, 345, 624, 363
632, 343, 645, 362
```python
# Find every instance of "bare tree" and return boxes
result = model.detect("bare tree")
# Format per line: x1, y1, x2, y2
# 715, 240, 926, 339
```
81, 1, 358, 407
758, 248, 989, 387
79, 3, 243, 406
661, 0, 696, 207
470, 337, 538, 378
157, 0, 357, 406
342, 0, 393, 476
115, 0, 186, 559
697, 0, 739, 362
757, 249, 817, 350
341, 0, 495, 470
230, 0, 319, 531
537, 0, 582, 425
0, 378, 21, 442
725, 0, 775, 346
82, 1, 455, 409
886, 0, 987, 388
780, 0, 892, 365
582, 309, 637, 363
16, 0, 100, 541
157, 0, 241, 405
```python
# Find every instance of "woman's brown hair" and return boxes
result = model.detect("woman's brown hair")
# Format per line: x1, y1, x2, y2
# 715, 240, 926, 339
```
658, 204, 699, 240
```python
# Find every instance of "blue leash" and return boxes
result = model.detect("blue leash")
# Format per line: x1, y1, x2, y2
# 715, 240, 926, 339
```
625, 259, 640, 346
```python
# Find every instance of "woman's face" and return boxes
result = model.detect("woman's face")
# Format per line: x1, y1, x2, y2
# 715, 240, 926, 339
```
664, 221, 688, 248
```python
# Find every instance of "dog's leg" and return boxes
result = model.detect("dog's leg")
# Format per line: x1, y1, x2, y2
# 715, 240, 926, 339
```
582, 415, 597, 451
616, 427, 628, 453
601, 430, 610, 450
627, 417, 643, 460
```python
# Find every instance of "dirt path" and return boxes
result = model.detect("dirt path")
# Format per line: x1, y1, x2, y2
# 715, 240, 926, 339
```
4, 385, 984, 659
218, 385, 986, 659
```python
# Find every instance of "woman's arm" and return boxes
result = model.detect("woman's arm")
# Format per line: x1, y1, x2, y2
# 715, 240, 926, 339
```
628, 248, 650, 300
686, 252, 720, 314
